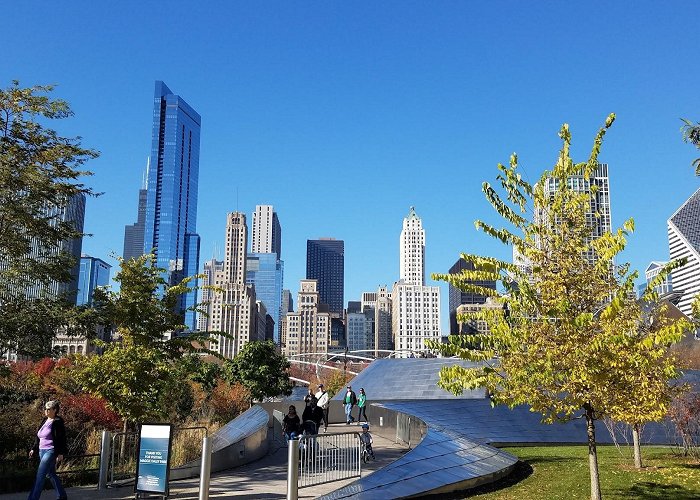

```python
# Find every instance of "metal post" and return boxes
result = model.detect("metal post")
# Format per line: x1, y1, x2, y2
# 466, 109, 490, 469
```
198, 436, 212, 500
98, 430, 111, 490
287, 439, 299, 500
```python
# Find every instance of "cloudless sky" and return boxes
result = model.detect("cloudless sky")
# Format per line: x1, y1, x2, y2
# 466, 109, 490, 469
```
3, 1, 699, 331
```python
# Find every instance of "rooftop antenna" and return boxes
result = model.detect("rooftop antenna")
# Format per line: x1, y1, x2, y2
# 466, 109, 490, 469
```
236, 187, 239, 212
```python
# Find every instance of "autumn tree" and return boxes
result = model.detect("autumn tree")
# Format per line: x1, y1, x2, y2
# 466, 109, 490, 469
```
0, 81, 98, 358
429, 114, 689, 499
75, 254, 215, 427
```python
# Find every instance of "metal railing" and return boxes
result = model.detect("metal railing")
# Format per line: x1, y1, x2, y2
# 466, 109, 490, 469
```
297, 432, 361, 488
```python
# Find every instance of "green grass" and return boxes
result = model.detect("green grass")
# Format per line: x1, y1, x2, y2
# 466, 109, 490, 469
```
461, 445, 700, 500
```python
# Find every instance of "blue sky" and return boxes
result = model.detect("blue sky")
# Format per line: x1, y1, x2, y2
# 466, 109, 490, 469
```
3, 2, 699, 331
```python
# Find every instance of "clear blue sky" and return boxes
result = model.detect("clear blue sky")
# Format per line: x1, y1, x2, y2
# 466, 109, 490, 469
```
3, 1, 699, 331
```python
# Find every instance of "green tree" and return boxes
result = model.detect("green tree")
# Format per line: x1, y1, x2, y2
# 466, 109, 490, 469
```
0, 81, 98, 358
225, 340, 293, 404
681, 118, 700, 174
75, 254, 215, 426
429, 114, 688, 499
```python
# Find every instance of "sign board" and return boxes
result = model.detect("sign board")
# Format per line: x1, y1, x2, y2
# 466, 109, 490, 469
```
135, 423, 173, 496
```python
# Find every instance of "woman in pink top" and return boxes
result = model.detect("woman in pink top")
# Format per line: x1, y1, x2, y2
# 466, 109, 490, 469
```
28, 400, 67, 500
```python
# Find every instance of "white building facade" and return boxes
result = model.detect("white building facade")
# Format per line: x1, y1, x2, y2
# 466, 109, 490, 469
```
251, 204, 281, 257
668, 188, 700, 317
392, 207, 441, 356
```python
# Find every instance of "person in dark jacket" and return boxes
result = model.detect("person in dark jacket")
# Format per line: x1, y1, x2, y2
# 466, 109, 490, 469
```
301, 397, 324, 434
282, 405, 301, 440
28, 400, 68, 500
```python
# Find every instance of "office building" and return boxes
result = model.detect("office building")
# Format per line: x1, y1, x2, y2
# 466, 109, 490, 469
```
392, 207, 441, 356
77, 255, 111, 306
282, 289, 293, 314
374, 285, 393, 355
197, 258, 223, 332
456, 298, 502, 335
246, 253, 284, 343
143, 81, 201, 330
123, 164, 148, 261
644, 261, 674, 297
251, 205, 281, 258
282, 279, 331, 356
306, 238, 344, 316
448, 258, 497, 334
207, 212, 257, 358
668, 188, 700, 316
346, 309, 374, 352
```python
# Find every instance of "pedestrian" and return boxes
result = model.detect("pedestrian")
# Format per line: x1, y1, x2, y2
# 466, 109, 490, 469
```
315, 384, 330, 432
343, 385, 357, 424
360, 423, 375, 458
28, 400, 68, 500
357, 388, 368, 423
283, 405, 301, 441
302, 397, 324, 434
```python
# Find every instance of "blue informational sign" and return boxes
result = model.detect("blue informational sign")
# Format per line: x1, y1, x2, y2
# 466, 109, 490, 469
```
135, 423, 173, 495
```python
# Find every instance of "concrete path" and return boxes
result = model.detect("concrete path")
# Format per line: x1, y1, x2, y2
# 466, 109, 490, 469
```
1, 424, 408, 500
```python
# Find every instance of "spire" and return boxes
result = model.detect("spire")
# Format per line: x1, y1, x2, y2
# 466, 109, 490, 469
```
407, 206, 419, 220
142, 157, 150, 189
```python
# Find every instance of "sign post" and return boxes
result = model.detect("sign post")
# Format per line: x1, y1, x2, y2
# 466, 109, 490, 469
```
134, 423, 173, 499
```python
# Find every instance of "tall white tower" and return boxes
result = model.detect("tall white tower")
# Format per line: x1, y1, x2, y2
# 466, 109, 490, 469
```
392, 207, 441, 356
400, 206, 425, 286
251, 205, 281, 258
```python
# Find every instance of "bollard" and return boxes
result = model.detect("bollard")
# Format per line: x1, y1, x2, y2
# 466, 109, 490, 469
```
199, 436, 212, 500
98, 430, 112, 490
286, 439, 299, 500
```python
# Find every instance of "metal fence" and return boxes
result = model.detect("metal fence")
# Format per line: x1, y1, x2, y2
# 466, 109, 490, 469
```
297, 432, 361, 488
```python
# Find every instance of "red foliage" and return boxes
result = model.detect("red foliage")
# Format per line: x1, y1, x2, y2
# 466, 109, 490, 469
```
33, 358, 56, 378
62, 394, 122, 430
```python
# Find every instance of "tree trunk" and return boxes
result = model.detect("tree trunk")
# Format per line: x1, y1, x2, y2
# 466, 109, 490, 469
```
120, 419, 128, 461
632, 423, 643, 469
584, 404, 602, 500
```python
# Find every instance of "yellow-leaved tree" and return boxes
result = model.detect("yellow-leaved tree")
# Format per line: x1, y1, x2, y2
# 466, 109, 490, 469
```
428, 114, 691, 499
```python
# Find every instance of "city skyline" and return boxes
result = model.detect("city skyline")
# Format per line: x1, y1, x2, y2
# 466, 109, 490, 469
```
5, 2, 700, 332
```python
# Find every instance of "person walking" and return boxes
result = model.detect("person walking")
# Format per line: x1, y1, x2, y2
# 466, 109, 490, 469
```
28, 400, 68, 500
343, 385, 357, 424
315, 384, 330, 432
357, 388, 368, 423
282, 405, 301, 441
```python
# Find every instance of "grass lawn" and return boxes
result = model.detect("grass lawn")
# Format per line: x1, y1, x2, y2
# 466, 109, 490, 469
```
461, 445, 700, 500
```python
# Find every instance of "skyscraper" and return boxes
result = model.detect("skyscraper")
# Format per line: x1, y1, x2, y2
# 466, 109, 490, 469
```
206, 212, 258, 359
77, 255, 111, 306
282, 279, 331, 356
448, 258, 497, 334
246, 253, 284, 343
306, 238, 344, 316
392, 207, 441, 356
123, 163, 148, 261
251, 205, 281, 258
668, 187, 700, 317
143, 81, 201, 330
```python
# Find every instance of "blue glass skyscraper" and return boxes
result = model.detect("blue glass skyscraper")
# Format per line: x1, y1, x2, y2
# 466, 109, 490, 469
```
246, 253, 284, 343
143, 81, 201, 329
77, 256, 111, 306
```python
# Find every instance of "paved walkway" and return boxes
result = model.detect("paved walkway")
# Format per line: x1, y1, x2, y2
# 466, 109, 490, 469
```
1, 424, 408, 500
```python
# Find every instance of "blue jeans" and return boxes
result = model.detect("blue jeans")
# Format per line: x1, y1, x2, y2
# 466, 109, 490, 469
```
344, 403, 354, 423
285, 431, 298, 441
28, 449, 66, 500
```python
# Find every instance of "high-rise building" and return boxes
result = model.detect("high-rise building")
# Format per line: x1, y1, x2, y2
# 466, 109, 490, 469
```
251, 205, 281, 258
668, 188, 700, 316
306, 238, 344, 316
282, 279, 331, 356
644, 261, 674, 298
282, 289, 293, 314
123, 164, 148, 261
346, 309, 374, 352
77, 255, 111, 306
456, 298, 502, 335
18, 193, 86, 305
392, 208, 441, 356
143, 81, 201, 330
197, 258, 223, 332
207, 212, 257, 358
448, 258, 497, 334
374, 285, 393, 356
246, 253, 284, 344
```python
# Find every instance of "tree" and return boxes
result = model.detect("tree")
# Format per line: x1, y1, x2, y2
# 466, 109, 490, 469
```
0, 81, 98, 358
429, 114, 689, 499
681, 118, 700, 175
75, 254, 215, 426
225, 340, 293, 404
